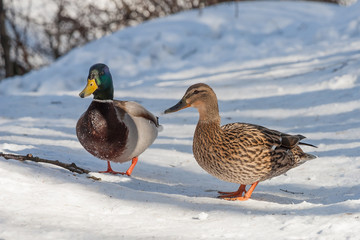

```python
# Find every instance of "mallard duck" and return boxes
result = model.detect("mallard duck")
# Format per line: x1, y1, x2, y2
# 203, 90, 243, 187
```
164, 83, 316, 201
76, 63, 160, 175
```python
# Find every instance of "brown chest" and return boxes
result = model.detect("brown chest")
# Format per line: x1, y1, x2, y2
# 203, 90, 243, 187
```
76, 101, 128, 160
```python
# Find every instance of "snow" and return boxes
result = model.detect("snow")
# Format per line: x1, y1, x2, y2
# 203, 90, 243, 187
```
1, 1, 360, 239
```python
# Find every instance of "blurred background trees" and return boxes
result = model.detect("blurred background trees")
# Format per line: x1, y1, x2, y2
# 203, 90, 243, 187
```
0, 0, 234, 80
0, 0, 343, 81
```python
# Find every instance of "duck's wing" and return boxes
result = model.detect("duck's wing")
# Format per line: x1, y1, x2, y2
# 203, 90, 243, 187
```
222, 123, 316, 178
114, 100, 160, 127
221, 123, 315, 151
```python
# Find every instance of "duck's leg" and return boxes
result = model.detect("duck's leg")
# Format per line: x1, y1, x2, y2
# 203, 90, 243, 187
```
218, 185, 247, 198
124, 157, 138, 176
99, 157, 138, 176
99, 161, 123, 174
218, 181, 259, 201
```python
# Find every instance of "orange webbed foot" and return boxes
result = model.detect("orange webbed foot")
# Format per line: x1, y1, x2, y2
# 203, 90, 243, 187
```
218, 182, 259, 201
99, 161, 127, 175
218, 184, 247, 198
99, 157, 138, 176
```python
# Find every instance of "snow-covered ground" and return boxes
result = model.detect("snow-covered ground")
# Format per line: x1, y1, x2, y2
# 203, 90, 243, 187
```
1, 1, 360, 239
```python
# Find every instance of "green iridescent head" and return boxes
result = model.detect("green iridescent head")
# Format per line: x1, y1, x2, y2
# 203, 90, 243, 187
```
79, 63, 114, 100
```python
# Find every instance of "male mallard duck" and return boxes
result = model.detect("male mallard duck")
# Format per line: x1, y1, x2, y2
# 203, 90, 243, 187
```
164, 83, 316, 201
76, 63, 160, 175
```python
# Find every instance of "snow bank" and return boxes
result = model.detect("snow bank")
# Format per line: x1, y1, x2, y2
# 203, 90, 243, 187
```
1, 1, 360, 239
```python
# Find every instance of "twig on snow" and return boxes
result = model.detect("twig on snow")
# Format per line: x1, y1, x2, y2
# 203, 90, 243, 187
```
0, 152, 90, 174
280, 188, 304, 195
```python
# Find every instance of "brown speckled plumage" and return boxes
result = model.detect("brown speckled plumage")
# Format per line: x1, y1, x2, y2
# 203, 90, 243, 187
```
164, 83, 316, 201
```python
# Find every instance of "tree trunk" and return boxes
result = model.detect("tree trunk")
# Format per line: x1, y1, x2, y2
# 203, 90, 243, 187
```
0, 0, 13, 79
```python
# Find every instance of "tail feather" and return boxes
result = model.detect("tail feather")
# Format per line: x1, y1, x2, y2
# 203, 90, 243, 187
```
304, 152, 317, 160
299, 142, 317, 148
298, 152, 317, 165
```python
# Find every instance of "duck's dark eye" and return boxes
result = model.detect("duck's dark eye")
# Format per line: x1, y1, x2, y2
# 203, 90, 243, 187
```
193, 90, 200, 94
100, 71, 105, 76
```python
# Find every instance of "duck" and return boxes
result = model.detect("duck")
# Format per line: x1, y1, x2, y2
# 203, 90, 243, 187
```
164, 83, 316, 201
76, 63, 160, 175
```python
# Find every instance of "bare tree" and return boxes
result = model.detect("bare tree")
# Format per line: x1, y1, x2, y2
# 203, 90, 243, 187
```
0, 0, 12, 78
0, 0, 341, 81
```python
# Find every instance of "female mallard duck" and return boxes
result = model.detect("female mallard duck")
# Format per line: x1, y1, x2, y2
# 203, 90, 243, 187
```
164, 83, 316, 201
76, 63, 160, 175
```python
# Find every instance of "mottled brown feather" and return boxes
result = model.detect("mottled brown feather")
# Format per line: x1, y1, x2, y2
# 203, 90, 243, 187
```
168, 83, 317, 186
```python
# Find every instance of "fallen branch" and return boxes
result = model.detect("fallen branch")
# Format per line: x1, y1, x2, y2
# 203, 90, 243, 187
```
0, 152, 90, 174
280, 188, 304, 195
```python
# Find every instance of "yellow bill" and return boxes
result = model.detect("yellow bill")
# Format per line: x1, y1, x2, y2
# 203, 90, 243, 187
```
79, 79, 98, 98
